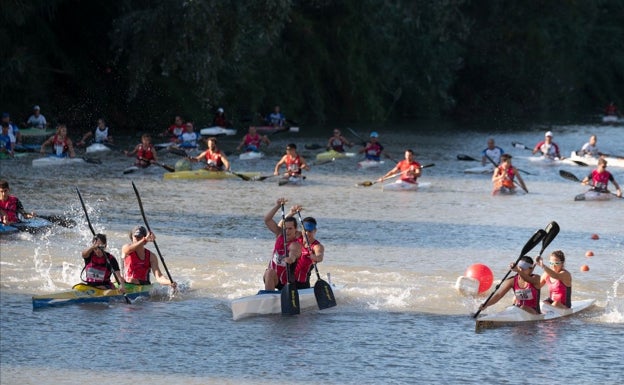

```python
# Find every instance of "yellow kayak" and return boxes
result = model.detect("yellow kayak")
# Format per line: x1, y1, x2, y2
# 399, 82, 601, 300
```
32, 283, 152, 309
163, 170, 260, 180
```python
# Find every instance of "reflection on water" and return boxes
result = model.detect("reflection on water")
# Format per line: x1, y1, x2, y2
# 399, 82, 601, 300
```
1, 122, 623, 384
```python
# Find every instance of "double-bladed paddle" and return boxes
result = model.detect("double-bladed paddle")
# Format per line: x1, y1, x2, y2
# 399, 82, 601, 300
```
280, 203, 300, 315
296, 211, 337, 310
473, 227, 548, 319
227, 171, 251, 181
357, 163, 435, 187
76, 187, 130, 304
131, 182, 176, 291
460, 153, 532, 175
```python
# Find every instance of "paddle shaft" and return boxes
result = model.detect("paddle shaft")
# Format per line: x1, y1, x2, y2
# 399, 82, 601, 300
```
76, 187, 129, 303
473, 229, 546, 318
131, 182, 175, 284
280, 203, 300, 315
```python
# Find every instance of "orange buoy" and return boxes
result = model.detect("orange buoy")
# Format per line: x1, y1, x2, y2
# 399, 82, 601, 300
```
465, 264, 494, 293
585, 251, 594, 257
580, 264, 590, 272
591, 234, 599, 240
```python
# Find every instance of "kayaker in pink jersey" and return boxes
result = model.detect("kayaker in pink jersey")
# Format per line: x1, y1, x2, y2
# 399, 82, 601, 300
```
535, 250, 572, 309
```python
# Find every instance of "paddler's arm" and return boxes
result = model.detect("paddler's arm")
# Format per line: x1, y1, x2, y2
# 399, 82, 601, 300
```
273, 156, 286, 175
149, 252, 176, 288
284, 241, 302, 264
514, 168, 528, 193
264, 198, 287, 236
479, 277, 513, 311
310, 242, 324, 263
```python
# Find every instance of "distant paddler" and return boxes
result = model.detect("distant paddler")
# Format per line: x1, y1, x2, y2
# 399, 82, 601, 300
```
377, 149, 421, 185
274, 143, 309, 181
581, 158, 622, 197
491, 154, 528, 195
192, 137, 230, 171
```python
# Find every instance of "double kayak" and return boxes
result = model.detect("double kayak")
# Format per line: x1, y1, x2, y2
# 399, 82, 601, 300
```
475, 299, 595, 331
231, 283, 340, 321
163, 170, 260, 180
32, 283, 152, 309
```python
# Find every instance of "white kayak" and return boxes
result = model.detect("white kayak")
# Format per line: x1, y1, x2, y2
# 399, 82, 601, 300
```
464, 165, 494, 174
568, 151, 624, 168
278, 176, 305, 186
574, 189, 618, 201
382, 180, 429, 191
85, 143, 111, 153
239, 151, 264, 160
231, 284, 340, 321
358, 159, 385, 169
475, 299, 595, 330
32, 156, 86, 167
200, 126, 237, 136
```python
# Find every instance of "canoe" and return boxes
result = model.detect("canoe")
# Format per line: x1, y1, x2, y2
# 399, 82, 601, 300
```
163, 169, 260, 180
492, 186, 522, 196
358, 159, 385, 169
464, 165, 494, 174
568, 151, 624, 168
315, 150, 356, 161
231, 284, 340, 320
85, 143, 111, 153
475, 299, 595, 330
32, 156, 86, 167
574, 189, 617, 201
7, 218, 53, 233
200, 126, 237, 136
32, 283, 152, 309
382, 180, 429, 191
239, 151, 264, 160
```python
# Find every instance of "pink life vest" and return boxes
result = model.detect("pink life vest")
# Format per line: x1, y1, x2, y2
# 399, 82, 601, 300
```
513, 274, 540, 313
546, 275, 571, 308
590, 169, 613, 191
285, 154, 303, 175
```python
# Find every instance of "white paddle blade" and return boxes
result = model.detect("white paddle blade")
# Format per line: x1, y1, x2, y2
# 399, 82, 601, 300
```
455, 276, 480, 296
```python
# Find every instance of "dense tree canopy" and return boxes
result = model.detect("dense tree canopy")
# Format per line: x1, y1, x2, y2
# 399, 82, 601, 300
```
1, 0, 622, 131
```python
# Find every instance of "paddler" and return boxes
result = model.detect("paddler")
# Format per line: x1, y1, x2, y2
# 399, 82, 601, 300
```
81, 233, 126, 292
122, 226, 177, 289
491, 154, 527, 195
0, 179, 35, 225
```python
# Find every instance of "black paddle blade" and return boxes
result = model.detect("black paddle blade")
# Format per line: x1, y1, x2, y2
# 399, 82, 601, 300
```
39, 215, 77, 228
539, 221, 560, 255
559, 170, 581, 182
162, 164, 175, 172
168, 147, 188, 157
520, 229, 547, 258
83, 156, 102, 164
314, 280, 337, 309
231, 172, 250, 181
571, 160, 588, 167
457, 154, 477, 161
281, 283, 300, 315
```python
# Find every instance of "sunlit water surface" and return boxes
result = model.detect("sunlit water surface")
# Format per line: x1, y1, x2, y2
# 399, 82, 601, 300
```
1, 121, 623, 384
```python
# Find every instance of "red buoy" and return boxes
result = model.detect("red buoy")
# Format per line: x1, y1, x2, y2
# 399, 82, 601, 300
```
580, 264, 590, 272
585, 251, 594, 257
465, 264, 494, 293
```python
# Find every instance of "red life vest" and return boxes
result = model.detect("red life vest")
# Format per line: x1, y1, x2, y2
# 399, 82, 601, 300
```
137, 144, 155, 161
83, 251, 116, 285
0, 195, 19, 223
268, 234, 298, 285
204, 150, 224, 170
497, 165, 516, 188
295, 237, 320, 284
590, 169, 613, 191
513, 274, 540, 313
364, 142, 384, 160
124, 249, 152, 284
244, 134, 262, 148
285, 154, 303, 175
396, 159, 421, 183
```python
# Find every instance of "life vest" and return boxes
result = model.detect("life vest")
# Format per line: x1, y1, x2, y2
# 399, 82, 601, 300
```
0, 195, 19, 223
204, 150, 224, 170
396, 160, 421, 183
294, 238, 320, 285
364, 142, 384, 161
52, 135, 69, 156
546, 275, 571, 308
83, 251, 116, 285
590, 169, 613, 192
137, 144, 155, 161
513, 274, 540, 313
244, 134, 262, 148
496, 165, 516, 188
124, 249, 152, 284
329, 137, 346, 152
285, 154, 303, 175
268, 234, 298, 285
214, 115, 227, 127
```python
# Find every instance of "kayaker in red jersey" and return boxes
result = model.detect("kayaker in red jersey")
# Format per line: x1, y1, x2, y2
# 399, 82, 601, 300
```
274, 143, 309, 177
0, 179, 35, 225
263, 198, 302, 291
377, 149, 421, 184
326, 128, 354, 153
294, 215, 325, 288
236, 126, 270, 153
479, 256, 541, 314
81, 233, 126, 292
125, 133, 158, 168
122, 225, 176, 288
193, 136, 230, 171
581, 158, 622, 197
491, 154, 528, 195
40, 124, 76, 158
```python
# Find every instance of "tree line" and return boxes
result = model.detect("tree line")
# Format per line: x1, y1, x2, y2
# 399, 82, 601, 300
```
1, 0, 622, 132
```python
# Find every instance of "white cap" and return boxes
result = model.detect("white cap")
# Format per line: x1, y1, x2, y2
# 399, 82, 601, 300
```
217, 108, 224, 113
33, 105, 40, 110
545, 131, 553, 137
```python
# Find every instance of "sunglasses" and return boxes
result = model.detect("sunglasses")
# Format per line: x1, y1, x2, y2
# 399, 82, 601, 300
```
549, 261, 563, 266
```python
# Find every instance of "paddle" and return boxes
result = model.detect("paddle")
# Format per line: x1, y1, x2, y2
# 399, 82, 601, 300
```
512, 141, 587, 167
473, 228, 547, 319
227, 171, 251, 181
461, 153, 532, 175
75, 187, 130, 304
251, 175, 278, 181
280, 203, 300, 315
168, 147, 188, 157
357, 163, 435, 187
131, 182, 176, 291
124, 158, 175, 173
37, 214, 77, 228
558, 170, 622, 198
485, 154, 528, 193
296, 211, 336, 309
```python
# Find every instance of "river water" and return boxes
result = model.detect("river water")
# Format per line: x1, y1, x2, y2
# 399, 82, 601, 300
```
1, 121, 622, 385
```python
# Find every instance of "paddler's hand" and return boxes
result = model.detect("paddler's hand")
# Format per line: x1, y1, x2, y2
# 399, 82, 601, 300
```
170, 281, 177, 290
118, 282, 126, 294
